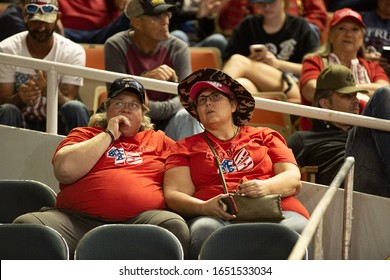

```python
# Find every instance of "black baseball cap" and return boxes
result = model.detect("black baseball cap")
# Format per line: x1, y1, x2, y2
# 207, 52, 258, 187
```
108, 77, 146, 104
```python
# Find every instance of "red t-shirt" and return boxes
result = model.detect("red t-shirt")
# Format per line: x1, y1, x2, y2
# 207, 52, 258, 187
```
59, 0, 121, 30
165, 126, 309, 219
55, 127, 175, 220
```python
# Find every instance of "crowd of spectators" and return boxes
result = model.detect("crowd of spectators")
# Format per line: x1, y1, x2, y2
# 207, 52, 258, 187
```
0, 0, 389, 220
1, 0, 390, 262
0, 0, 390, 185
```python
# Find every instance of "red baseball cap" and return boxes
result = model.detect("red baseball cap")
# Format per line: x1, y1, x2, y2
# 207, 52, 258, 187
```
189, 81, 235, 100
330, 8, 365, 28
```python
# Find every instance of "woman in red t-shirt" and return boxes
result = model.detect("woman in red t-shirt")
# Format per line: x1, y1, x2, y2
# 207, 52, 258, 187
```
164, 68, 309, 259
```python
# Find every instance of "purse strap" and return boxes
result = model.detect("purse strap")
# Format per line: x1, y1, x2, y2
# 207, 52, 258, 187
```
203, 131, 229, 194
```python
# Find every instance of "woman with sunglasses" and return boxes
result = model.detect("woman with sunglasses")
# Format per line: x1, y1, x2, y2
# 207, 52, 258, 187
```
163, 68, 309, 259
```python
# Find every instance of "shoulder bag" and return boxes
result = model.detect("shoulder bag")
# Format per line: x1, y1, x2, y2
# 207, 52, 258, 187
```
203, 132, 285, 223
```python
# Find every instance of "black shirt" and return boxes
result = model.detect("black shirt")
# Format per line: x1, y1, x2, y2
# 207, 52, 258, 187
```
287, 120, 349, 186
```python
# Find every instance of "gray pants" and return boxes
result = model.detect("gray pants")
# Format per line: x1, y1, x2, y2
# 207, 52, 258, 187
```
13, 208, 190, 259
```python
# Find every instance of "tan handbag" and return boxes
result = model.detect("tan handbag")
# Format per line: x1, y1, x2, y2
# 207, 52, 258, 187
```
203, 132, 285, 223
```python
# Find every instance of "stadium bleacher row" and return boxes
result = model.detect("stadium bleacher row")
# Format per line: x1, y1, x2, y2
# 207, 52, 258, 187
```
0, 179, 306, 260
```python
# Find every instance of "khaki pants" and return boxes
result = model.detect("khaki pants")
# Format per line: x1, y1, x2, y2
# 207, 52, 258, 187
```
13, 208, 190, 259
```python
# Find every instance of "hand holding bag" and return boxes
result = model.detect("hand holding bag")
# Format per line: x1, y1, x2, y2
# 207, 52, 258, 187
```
203, 132, 285, 223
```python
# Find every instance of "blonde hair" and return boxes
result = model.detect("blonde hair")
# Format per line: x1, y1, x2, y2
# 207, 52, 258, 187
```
88, 113, 108, 128
303, 25, 366, 60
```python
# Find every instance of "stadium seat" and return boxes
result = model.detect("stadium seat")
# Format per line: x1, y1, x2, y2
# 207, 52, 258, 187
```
0, 179, 56, 223
190, 47, 223, 71
0, 224, 69, 260
81, 44, 105, 70
74, 224, 184, 260
248, 92, 294, 139
199, 223, 307, 260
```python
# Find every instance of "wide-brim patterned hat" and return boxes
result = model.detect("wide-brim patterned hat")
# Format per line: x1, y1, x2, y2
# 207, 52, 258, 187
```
177, 68, 255, 126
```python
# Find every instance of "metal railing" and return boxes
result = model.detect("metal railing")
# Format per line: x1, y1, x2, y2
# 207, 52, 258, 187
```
0, 53, 177, 134
288, 157, 355, 260
2, 53, 390, 134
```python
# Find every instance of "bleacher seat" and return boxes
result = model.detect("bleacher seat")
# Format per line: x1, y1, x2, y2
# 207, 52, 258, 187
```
0, 224, 69, 260
189, 47, 223, 71
74, 224, 184, 260
248, 92, 294, 139
0, 179, 56, 223
199, 223, 307, 260
81, 44, 105, 70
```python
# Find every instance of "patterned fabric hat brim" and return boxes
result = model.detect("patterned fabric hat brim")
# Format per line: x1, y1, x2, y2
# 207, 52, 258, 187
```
177, 68, 255, 126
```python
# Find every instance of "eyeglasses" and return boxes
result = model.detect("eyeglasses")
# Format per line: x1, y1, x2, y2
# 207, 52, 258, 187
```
110, 100, 142, 111
25, 4, 58, 14
195, 92, 226, 106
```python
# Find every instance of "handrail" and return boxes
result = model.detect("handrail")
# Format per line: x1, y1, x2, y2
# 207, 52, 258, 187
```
288, 157, 355, 260
0, 53, 177, 133
2, 53, 390, 134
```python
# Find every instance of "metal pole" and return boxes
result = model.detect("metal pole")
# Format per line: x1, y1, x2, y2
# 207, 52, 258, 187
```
288, 157, 355, 260
46, 67, 58, 134
313, 219, 324, 260
342, 163, 355, 259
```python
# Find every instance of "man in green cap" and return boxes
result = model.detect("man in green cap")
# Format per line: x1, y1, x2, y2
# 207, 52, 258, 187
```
287, 64, 367, 185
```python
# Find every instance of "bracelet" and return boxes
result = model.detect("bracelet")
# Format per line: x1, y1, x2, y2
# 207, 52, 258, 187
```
104, 129, 115, 145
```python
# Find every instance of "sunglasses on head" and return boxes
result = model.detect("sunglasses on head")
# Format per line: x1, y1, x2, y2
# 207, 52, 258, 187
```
25, 4, 58, 14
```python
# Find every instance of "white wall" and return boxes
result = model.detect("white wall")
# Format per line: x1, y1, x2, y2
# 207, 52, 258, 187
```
299, 182, 390, 260
1, 124, 389, 259
0, 125, 64, 193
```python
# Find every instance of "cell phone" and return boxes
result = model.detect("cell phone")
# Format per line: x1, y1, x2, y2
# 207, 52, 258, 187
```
382, 46, 390, 61
221, 195, 238, 215
250, 44, 265, 54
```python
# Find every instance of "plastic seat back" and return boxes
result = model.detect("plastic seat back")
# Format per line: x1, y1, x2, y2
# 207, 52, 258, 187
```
199, 223, 307, 260
74, 224, 184, 260
190, 47, 222, 71
0, 179, 56, 223
81, 44, 105, 70
248, 92, 294, 139
0, 224, 69, 260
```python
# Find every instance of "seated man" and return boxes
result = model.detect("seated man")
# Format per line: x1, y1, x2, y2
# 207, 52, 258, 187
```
0, 0, 64, 42
0, 0, 89, 135
104, 0, 203, 141
346, 86, 390, 198
287, 64, 367, 185
58, 0, 130, 44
